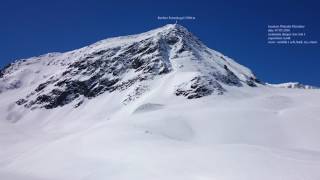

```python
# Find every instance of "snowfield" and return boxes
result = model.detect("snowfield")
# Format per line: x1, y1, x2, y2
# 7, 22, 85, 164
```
0, 24, 320, 180
1, 85, 320, 180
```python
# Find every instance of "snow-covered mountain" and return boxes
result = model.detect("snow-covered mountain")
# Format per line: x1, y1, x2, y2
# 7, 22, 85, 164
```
0, 24, 320, 180
0, 24, 260, 110
267, 82, 318, 89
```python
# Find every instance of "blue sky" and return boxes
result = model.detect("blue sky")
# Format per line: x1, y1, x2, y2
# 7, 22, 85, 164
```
1, 0, 319, 85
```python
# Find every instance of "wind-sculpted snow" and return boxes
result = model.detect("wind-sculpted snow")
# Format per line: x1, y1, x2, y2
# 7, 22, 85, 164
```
133, 103, 164, 113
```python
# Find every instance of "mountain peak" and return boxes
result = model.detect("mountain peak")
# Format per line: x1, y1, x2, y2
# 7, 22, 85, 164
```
156, 23, 195, 38
157, 23, 189, 32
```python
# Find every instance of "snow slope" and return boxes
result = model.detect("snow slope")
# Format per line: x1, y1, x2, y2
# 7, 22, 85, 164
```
0, 24, 320, 180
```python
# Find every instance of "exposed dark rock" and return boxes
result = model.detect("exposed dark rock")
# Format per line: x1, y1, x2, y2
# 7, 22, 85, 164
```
131, 58, 144, 69
35, 79, 58, 92
16, 98, 27, 105
0, 63, 12, 78
74, 99, 84, 108
176, 76, 225, 99
246, 80, 257, 87
215, 65, 242, 86
165, 36, 179, 45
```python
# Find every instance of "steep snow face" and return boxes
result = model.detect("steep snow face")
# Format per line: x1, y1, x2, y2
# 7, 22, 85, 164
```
0, 24, 259, 110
